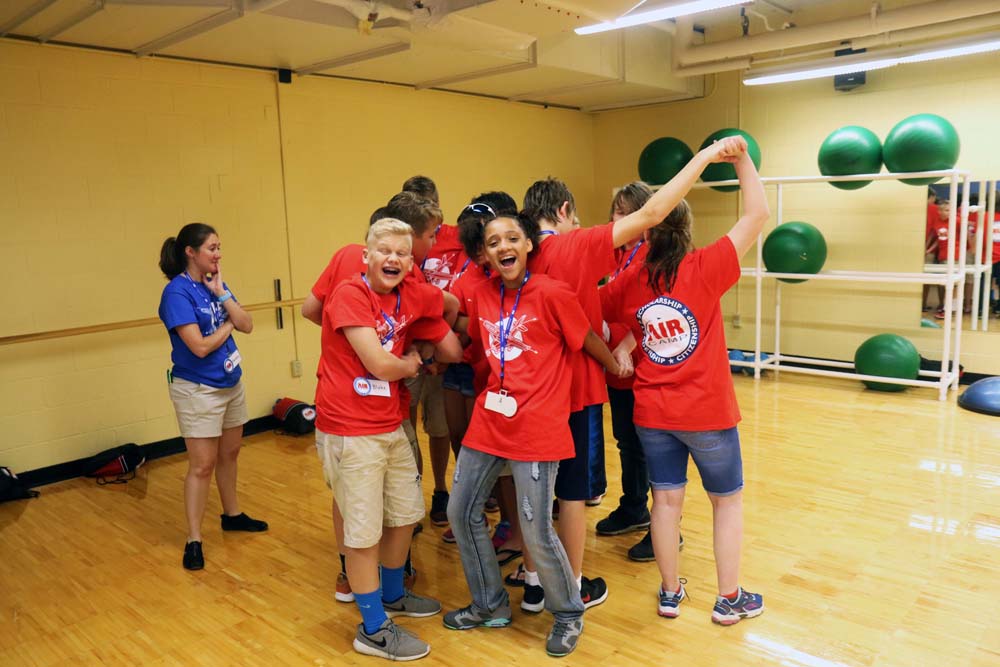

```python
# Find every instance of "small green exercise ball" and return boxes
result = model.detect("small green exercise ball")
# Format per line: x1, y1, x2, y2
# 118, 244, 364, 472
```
854, 334, 920, 392
817, 126, 883, 190
761, 222, 827, 283
638, 137, 694, 185
699, 128, 762, 192
883, 113, 960, 185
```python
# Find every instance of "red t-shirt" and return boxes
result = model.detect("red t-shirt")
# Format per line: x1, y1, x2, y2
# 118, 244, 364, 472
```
315, 275, 450, 435
463, 274, 590, 461
422, 224, 470, 292
309, 243, 428, 421
930, 214, 977, 262
991, 213, 1000, 264
528, 224, 617, 411
603, 241, 650, 391
450, 263, 492, 390
601, 236, 742, 431
311, 244, 426, 303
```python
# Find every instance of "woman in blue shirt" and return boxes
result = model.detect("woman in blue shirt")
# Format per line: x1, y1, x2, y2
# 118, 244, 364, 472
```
158, 223, 266, 571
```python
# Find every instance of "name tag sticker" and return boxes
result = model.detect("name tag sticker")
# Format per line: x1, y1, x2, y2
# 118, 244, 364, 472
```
354, 377, 391, 397
484, 390, 517, 417
223, 349, 242, 374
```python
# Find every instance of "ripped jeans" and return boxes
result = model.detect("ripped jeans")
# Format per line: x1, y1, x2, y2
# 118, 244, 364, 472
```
447, 447, 584, 623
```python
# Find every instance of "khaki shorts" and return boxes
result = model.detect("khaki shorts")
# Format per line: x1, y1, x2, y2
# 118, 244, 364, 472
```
315, 427, 424, 549
406, 373, 448, 438
169, 377, 248, 439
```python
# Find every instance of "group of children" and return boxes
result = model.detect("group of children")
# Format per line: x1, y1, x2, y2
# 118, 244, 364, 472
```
305, 136, 769, 660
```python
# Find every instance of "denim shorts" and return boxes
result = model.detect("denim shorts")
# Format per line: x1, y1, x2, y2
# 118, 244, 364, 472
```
635, 426, 743, 496
442, 362, 476, 398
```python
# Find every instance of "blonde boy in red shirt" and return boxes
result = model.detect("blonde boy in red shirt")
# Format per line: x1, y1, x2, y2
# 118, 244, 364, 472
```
314, 218, 461, 661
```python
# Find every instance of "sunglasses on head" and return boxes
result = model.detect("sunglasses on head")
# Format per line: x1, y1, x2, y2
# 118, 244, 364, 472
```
462, 202, 497, 219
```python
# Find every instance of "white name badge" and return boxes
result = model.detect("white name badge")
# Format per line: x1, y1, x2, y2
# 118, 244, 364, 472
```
223, 349, 242, 374
354, 377, 391, 397
484, 390, 518, 417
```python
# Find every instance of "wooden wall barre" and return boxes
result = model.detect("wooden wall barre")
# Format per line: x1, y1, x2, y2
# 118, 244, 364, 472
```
0, 298, 306, 347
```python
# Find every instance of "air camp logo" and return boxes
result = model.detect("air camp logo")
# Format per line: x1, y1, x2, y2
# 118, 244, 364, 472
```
481, 314, 538, 361
637, 296, 699, 366
423, 252, 460, 290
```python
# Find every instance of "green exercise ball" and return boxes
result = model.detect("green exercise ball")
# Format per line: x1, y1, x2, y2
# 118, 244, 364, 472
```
761, 221, 827, 283
817, 126, 883, 190
883, 113, 960, 185
638, 137, 694, 185
699, 128, 762, 192
854, 333, 920, 392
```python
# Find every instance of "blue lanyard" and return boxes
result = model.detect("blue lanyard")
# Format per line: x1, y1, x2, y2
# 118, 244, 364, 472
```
361, 275, 401, 345
457, 257, 472, 276
498, 272, 529, 390
615, 241, 643, 278
539, 230, 557, 237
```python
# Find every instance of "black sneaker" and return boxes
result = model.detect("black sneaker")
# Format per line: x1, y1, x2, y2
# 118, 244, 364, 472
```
220, 512, 268, 532
430, 490, 449, 526
521, 583, 545, 613
183, 541, 204, 570
595, 508, 650, 536
580, 576, 608, 609
626, 531, 684, 561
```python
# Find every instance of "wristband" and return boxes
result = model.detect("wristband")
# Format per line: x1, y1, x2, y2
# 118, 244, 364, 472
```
217, 291, 233, 304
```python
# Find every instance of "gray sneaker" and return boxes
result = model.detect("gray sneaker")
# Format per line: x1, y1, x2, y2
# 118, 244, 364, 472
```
442, 602, 512, 630
545, 618, 583, 657
384, 590, 442, 618
353, 619, 430, 661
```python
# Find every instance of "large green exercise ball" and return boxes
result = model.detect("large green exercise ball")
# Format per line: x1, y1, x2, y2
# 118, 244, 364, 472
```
883, 113, 960, 185
699, 128, 762, 192
817, 126, 883, 190
761, 221, 827, 283
854, 333, 920, 392
638, 137, 694, 185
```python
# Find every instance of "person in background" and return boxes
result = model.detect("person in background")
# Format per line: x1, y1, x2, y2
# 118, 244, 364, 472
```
158, 222, 265, 572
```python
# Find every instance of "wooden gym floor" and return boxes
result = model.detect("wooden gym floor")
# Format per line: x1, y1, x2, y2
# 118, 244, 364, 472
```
1, 372, 998, 666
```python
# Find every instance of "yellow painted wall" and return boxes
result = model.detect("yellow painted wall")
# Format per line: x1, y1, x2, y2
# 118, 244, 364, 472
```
593, 54, 1000, 376
0, 41, 597, 473
0, 40, 299, 473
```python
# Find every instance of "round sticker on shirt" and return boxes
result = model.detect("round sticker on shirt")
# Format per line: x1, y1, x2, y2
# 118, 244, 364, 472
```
224, 358, 235, 373
353, 378, 372, 396
637, 296, 700, 366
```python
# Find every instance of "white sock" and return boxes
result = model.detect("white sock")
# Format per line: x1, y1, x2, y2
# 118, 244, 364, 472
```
576, 575, 583, 590
524, 570, 540, 587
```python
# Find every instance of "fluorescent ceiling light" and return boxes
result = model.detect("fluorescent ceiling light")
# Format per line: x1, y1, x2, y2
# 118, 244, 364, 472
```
743, 33, 1000, 86
575, 0, 745, 35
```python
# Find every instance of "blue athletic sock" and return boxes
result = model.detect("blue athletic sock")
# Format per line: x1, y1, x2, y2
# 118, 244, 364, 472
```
381, 565, 405, 604
355, 589, 388, 635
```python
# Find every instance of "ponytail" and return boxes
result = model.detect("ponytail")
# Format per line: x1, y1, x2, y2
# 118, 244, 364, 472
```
645, 200, 693, 293
159, 222, 217, 279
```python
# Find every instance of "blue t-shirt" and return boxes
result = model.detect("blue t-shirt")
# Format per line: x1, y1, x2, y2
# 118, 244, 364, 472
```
158, 273, 242, 388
